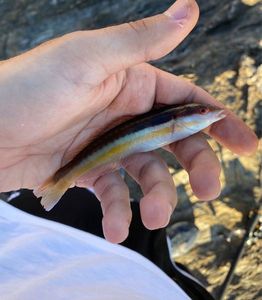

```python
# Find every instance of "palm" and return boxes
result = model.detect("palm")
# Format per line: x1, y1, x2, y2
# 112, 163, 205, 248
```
0, 63, 160, 192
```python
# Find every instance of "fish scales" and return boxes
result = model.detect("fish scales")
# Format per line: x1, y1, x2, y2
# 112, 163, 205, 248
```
36, 103, 226, 210
54, 104, 182, 181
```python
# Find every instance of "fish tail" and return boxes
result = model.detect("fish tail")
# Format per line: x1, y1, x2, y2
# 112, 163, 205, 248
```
34, 177, 71, 211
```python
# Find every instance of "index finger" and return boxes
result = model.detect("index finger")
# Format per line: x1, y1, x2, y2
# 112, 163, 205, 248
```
154, 67, 258, 155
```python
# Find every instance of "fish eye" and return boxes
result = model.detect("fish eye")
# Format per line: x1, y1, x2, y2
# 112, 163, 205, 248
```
199, 107, 209, 114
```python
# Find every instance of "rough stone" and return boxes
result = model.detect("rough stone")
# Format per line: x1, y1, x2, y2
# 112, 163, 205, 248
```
0, 0, 261, 299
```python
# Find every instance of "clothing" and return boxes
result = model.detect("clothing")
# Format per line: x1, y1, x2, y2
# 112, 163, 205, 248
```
0, 199, 189, 300
1, 188, 215, 299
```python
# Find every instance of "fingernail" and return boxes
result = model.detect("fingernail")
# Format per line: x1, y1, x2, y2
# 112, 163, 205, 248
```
164, 0, 190, 21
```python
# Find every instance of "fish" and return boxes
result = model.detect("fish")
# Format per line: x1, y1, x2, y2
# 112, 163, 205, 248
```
36, 103, 226, 211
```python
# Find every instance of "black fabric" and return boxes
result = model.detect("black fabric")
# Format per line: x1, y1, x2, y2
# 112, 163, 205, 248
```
10, 188, 215, 300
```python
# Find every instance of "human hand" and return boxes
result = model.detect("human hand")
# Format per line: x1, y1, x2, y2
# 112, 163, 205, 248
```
0, 0, 257, 243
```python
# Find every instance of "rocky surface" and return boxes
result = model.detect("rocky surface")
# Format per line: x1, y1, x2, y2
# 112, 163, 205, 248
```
0, 0, 261, 299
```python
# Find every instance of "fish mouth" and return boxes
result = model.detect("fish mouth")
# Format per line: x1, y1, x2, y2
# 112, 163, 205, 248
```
213, 109, 227, 121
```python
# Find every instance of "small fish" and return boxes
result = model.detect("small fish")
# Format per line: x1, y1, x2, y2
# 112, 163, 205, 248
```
36, 103, 226, 210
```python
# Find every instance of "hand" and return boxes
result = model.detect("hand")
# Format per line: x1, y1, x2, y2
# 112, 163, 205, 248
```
0, 0, 257, 243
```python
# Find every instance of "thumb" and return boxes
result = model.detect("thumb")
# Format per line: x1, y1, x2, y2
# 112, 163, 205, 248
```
78, 0, 199, 78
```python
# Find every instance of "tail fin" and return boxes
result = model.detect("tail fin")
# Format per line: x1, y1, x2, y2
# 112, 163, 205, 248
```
34, 178, 71, 211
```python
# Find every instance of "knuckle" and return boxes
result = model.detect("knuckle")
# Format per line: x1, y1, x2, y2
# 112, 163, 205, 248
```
101, 182, 129, 200
126, 20, 150, 61
138, 157, 166, 183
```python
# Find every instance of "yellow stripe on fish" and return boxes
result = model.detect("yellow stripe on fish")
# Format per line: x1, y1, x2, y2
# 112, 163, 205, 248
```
74, 123, 173, 175
35, 103, 225, 211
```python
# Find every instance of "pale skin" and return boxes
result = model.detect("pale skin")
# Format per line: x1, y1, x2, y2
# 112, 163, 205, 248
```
0, 0, 258, 243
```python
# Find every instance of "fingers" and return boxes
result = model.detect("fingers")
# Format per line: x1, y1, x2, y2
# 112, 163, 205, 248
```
168, 133, 221, 201
153, 67, 258, 155
93, 171, 131, 244
90, 151, 177, 240
192, 86, 258, 155
122, 152, 176, 230
77, 0, 199, 78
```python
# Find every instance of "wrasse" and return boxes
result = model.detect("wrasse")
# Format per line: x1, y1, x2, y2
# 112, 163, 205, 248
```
37, 103, 226, 211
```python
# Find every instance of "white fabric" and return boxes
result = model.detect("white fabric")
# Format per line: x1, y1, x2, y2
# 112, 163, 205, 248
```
0, 200, 190, 300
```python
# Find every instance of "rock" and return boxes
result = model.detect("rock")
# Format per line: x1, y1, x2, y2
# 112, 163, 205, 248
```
0, 1, 261, 299
167, 221, 199, 258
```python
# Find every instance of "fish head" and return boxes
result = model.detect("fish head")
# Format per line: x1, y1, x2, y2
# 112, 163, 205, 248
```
174, 103, 226, 134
